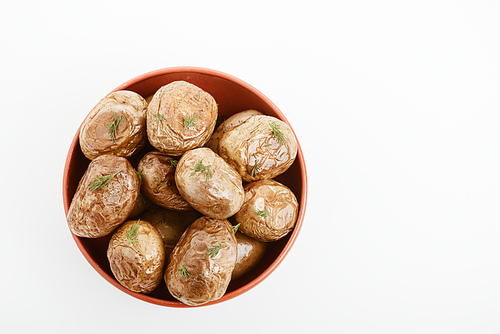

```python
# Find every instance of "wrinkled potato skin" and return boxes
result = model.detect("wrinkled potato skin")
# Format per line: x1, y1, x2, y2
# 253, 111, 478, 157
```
175, 148, 244, 219
67, 154, 140, 238
138, 151, 192, 211
206, 109, 263, 154
80, 90, 147, 160
232, 232, 266, 280
147, 81, 218, 156
235, 179, 299, 242
141, 207, 202, 259
107, 220, 165, 294
218, 115, 297, 182
165, 217, 237, 306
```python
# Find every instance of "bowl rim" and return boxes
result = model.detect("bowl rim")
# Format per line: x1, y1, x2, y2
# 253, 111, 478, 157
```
63, 66, 308, 307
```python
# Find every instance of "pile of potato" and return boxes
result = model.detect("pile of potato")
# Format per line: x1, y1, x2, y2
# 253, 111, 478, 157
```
66, 81, 299, 306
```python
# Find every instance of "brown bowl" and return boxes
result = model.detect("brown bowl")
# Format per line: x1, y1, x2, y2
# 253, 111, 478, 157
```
62, 67, 307, 307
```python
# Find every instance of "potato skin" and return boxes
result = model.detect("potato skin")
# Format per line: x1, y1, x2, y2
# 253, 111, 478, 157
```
80, 90, 147, 160
137, 151, 192, 211
67, 154, 140, 238
107, 220, 165, 294
147, 81, 218, 156
232, 232, 266, 280
175, 147, 244, 219
218, 115, 297, 182
165, 217, 237, 306
206, 109, 263, 154
235, 179, 299, 242
141, 207, 202, 260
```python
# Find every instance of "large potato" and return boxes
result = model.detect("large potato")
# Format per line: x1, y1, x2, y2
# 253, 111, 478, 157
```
175, 147, 244, 219
205, 109, 263, 154
79, 90, 147, 160
218, 115, 297, 182
67, 154, 140, 238
165, 217, 237, 306
147, 81, 218, 156
235, 179, 299, 242
141, 207, 202, 259
232, 231, 266, 280
137, 151, 191, 211
107, 219, 165, 294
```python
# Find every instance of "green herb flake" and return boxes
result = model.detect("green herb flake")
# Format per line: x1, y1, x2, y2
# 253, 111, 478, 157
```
154, 112, 166, 121
107, 113, 125, 142
178, 265, 191, 278
190, 159, 213, 181
88, 169, 123, 191
253, 209, 271, 218
127, 220, 140, 245
232, 223, 241, 233
204, 239, 227, 258
269, 122, 287, 147
170, 160, 178, 168
251, 153, 260, 178
134, 168, 143, 185
183, 112, 197, 129
157, 213, 175, 229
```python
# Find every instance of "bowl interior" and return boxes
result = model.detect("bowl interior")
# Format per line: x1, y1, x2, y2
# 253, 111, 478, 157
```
63, 67, 307, 307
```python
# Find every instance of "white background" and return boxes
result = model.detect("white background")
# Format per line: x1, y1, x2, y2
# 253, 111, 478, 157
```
1, 1, 500, 333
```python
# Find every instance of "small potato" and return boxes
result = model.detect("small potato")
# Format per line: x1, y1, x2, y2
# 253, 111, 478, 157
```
107, 219, 165, 294
67, 154, 140, 238
165, 217, 237, 306
232, 231, 266, 280
235, 179, 299, 242
80, 90, 147, 160
137, 151, 191, 211
147, 81, 218, 156
141, 207, 202, 259
175, 147, 245, 219
218, 115, 297, 182
127, 193, 149, 219
206, 109, 263, 154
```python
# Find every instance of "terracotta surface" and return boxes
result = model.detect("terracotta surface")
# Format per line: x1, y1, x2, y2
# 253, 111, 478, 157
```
62, 67, 308, 307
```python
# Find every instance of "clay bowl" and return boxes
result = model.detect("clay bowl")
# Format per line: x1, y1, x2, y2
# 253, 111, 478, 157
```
62, 67, 307, 307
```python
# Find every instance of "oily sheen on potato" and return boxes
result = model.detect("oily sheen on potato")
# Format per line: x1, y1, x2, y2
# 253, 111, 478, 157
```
67, 154, 140, 238
175, 147, 245, 219
205, 109, 263, 154
137, 151, 192, 211
147, 81, 218, 156
107, 219, 165, 294
232, 232, 267, 280
79, 90, 147, 160
218, 115, 297, 182
235, 179, 299, 242
165, 217, 237, 306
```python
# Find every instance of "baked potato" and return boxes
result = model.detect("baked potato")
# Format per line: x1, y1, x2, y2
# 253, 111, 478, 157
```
165, 217, 237, 306
218, 115, 297, 182
175, 147, 245, 219
205, 109, 263, 154
79, 90, 147, 160
127, 193, 149, 219
235, 179, 299, 242
137, 151, 191, 211
232, 231, 266, 280
107, 219, 165, 294
147, 81, 218, 156
141, 207, 202, 259
67, 154, 140, 238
